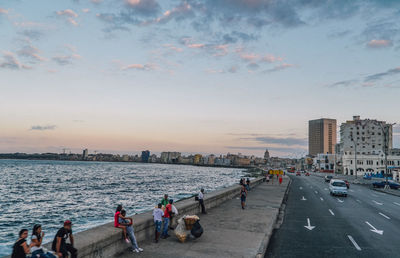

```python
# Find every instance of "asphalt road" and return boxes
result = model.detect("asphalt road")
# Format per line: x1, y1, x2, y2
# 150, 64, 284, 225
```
266, 174, 400, 258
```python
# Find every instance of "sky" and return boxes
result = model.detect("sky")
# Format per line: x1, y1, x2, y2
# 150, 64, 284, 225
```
0, 0, 400, 158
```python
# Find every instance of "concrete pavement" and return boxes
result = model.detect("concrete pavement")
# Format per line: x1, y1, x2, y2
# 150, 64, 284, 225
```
266, 174, 400, 257
119, 178, 290, 258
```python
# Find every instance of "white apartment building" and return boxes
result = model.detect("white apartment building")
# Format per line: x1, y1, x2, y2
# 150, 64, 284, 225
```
338, 116, 397, 178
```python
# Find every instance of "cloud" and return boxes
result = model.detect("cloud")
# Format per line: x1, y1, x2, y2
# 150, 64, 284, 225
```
228, 65, 239, 73
241, 136, 307, 146
263, 63, 294, 73
142, 1, 193, 25
56, 9, 79, 26
0, 8, 8, 15
17, 30, 45, 40
367, 39, 393, 48
52, 46, 81, 65
0, 51, 31, 70
30, 125, 57, 131
17, 45, 47, 62
327, 79, 358, 88
122, 63, 156, 70
364, 67, 400, 82
82, 9, 90, 13
125, 0, 161, 17
225, 145, 306, 153
91, 0, 102, 4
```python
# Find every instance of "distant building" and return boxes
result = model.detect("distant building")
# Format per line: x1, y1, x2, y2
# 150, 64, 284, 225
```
264, 149, 270, 160
82, 149, 88, 160
160, 152, 181, 163
141, 150, 150, 163
193, 154, 202, 164
308, 118, 337, 156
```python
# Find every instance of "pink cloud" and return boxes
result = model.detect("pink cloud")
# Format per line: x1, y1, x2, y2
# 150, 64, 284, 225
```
122, 63, 156, 71
240, 53, 258, 62
56, 9, 78, 18
0, 51, 32, 70
82, 9, 90, 13
367, 39, 392, 48
0, 8, 9, 14
261, 54, 283, 63
187, 43, 205, 49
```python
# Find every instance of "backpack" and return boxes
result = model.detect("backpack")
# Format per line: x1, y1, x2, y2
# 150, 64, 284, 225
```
190, 220, 203, 238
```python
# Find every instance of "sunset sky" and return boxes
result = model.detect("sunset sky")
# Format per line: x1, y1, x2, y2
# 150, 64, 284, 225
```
1, 0, 400, 157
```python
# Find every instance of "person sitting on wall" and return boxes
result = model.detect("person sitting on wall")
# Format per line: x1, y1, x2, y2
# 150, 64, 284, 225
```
51, 220, 77, 258
119, 210, 143, 253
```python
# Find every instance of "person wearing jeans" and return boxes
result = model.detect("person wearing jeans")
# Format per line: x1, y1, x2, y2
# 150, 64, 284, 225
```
161, 199, 173, 238
119, 210, 143, 253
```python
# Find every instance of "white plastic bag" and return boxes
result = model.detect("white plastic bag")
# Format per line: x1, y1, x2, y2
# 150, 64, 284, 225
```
172, 204, 178, 215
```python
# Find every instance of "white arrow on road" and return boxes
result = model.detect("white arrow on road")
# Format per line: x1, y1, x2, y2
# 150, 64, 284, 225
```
337, 198, 344, 203
301, 196, 307, 201
304, 218, 315, 231
372, 200, 383, 205
365, 221, 383, 235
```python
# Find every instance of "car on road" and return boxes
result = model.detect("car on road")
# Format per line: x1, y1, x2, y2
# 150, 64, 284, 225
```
329, 179, 348, 197
296, 172, 301, 176
324, 175, 333, 182
372, 180, 400, 189
305, 172, 310, 176
343, 180, 350, 189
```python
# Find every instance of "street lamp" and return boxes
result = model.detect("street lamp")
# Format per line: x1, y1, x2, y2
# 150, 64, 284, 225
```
350, 131, 357, 179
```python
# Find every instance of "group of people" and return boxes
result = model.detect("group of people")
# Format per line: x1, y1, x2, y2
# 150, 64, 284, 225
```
12, 221, 77, 258
114, 205, 143, 253
264, 173, 283, 185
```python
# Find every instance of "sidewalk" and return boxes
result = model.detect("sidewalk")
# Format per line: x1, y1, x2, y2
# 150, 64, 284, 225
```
119, 178, 290, 258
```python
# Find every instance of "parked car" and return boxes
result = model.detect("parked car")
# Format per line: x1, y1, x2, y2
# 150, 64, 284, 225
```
372, 180, 400, 189
305, 172, 310, 176
343, 180, 350, 189
324, 175, 333, 182
329, 179, 348, 197
296, 172, 301, 176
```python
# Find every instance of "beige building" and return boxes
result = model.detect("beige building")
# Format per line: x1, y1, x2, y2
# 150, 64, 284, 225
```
308, 118, 337, 156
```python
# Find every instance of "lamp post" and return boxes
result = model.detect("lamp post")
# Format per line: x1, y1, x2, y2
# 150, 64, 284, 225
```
350, 131, 357, 179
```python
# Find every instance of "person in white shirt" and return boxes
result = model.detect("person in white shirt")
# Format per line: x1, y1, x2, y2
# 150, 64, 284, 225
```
152, 203, 164, 243
198, 188, 207, 214
30, 224, 56, 258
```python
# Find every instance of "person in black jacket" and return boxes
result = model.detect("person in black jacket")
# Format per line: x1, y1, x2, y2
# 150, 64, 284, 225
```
11, 229, 30, 258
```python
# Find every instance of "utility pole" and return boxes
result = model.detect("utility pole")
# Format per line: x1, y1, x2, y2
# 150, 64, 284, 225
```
375, 121, 395, 190
350, 131, 357, 179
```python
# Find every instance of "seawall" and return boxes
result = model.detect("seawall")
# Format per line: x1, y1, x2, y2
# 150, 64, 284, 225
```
18, 178, 265, 258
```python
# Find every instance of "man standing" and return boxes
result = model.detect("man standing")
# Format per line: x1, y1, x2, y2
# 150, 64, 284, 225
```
153, 203, 164, 243
161, 199, 173, 239
198, 188, 207, 214
52, 220, 77, 258
160, 194, 169, 208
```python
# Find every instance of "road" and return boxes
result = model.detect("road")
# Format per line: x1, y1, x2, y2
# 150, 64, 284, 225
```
266, 174, 400, 257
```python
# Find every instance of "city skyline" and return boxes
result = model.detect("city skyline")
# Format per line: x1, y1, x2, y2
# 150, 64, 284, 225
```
1, 0, 400, 157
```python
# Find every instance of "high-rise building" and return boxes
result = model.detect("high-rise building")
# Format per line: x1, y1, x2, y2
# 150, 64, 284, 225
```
308, 118, 337, 156
141, 150, 150, 163
82, 149, 88, 160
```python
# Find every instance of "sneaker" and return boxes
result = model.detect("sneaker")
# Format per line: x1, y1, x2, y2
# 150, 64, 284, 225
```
138, 248, 143, 252
133, 249, 140, 253
125, 238, 130, 244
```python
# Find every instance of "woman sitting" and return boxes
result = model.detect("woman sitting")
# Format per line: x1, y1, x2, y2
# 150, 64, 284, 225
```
11, 229, 30, 258
30, 224, 56, 258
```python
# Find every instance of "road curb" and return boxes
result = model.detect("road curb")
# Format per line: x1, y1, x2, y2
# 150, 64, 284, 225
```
255, 178, 292, 258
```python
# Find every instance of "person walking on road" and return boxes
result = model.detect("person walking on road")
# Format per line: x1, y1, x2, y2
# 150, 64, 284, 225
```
198, 188, 207, 214
266, 174, 270, 184
240, 184, 247, 210
279, 176, 283, 185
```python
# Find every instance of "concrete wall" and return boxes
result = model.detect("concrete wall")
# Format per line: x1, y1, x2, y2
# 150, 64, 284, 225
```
32, 177, 264, 258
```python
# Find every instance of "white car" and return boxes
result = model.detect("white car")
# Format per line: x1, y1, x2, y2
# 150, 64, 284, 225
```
329, 179, 348, 197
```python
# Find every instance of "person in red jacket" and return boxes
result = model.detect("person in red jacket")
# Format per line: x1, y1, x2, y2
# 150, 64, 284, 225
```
279, 176, 283, 185
161, 199, 174, 238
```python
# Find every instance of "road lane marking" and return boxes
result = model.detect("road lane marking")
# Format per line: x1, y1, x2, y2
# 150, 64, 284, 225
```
379, 212, 390, 219
304, 218, 315, 231
337, 198, 344, 203
320, 197, 324, 201
365, 221, 384, 235
394, 202, 400, 206
314, 190, 318, 194
299, 186, 303, 190
329, 209, 335, 216
347, 235, 361, 251
372, 200, 383, 205
350, 189, 354, 192
356, 199, 362, 203
324, 188, 328, 191
301, 196, 307, 201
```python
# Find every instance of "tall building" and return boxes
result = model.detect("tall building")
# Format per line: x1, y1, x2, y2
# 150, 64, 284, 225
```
82, 149, 88, 160
339, 116, 392, 155
141, 150, 150, 163
308, 118, 337, 156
